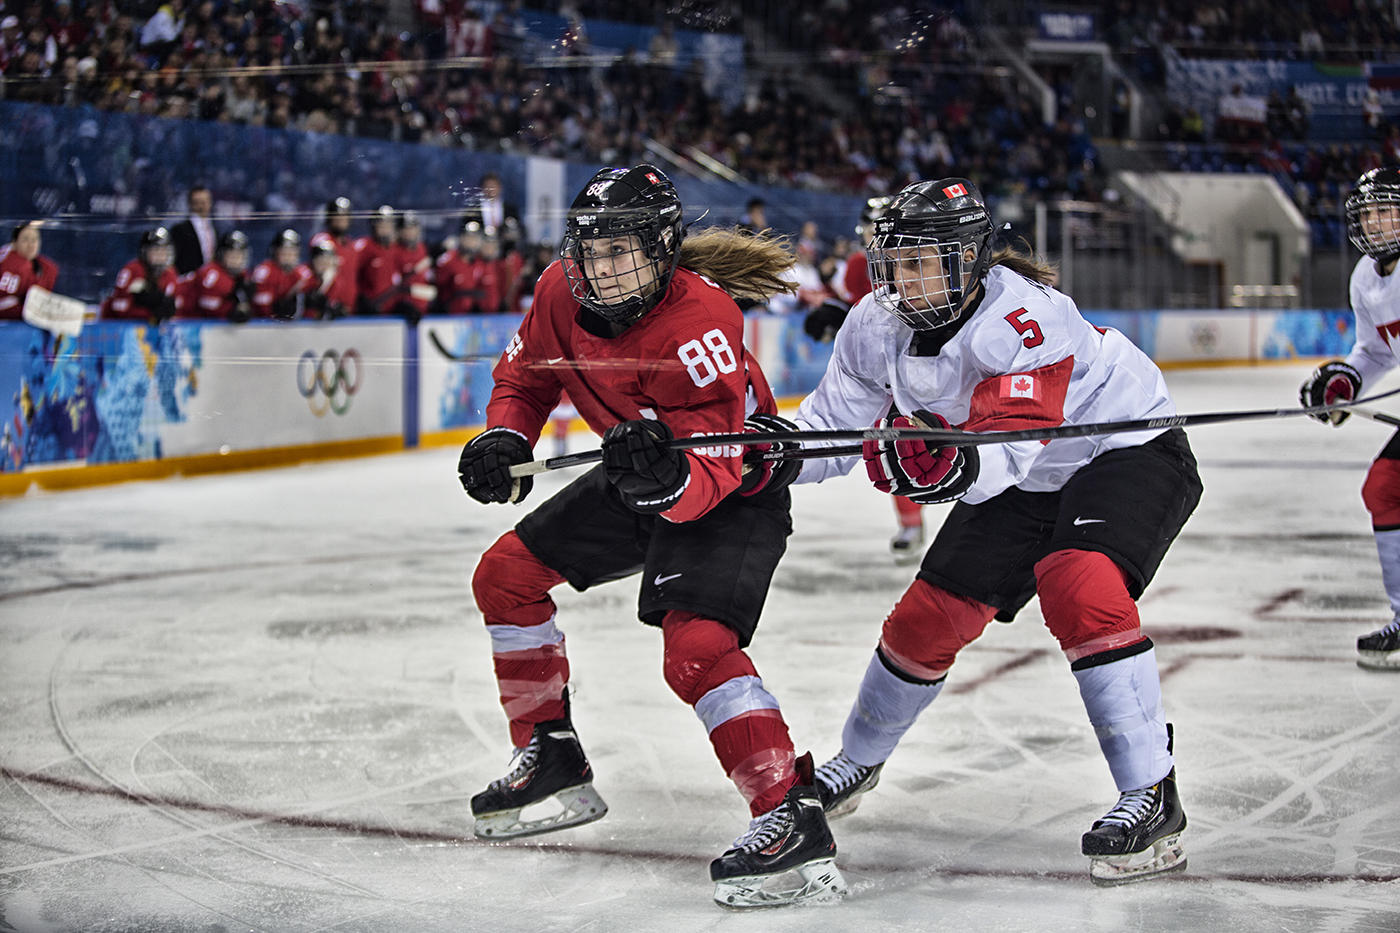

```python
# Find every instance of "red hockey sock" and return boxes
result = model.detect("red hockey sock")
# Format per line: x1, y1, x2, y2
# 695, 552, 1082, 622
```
662, 612, 796, 815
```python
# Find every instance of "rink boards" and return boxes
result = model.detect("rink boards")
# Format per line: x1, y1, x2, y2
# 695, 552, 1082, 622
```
0, 307, 1359, 494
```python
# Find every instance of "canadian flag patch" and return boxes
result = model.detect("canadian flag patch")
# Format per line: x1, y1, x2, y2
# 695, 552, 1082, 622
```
1003, 373, 1038, 399
943, 183, 968, 198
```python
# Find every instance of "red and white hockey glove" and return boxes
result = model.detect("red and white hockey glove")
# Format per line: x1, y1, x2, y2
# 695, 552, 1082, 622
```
1299, 361, 1361, 426
737, 412, 801, 497
863, 410, 978, 505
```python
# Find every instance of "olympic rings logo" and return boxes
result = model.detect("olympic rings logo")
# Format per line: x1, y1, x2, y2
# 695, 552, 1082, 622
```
296, 348, 362, 416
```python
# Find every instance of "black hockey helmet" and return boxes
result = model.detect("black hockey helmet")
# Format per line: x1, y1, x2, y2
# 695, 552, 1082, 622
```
310, 239, 337, 263
560, 163, 684, 326
1346, 166, 1400, 264
855, 195, 894, 239
270, 228, 301, 267
868, 178, 994, 331
218, 229, 249, 253
270, 228, 301, 251
325, 196, 352, 217
397, 209, 421, 230
217, 229, 250, 272
140, 226, 173, 268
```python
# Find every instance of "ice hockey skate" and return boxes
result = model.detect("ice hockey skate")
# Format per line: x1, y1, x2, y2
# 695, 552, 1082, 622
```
710, 754, 847, 909
1357, 618, 1400, 670
889, 524, 924, 565
1081, 764, 1187, 886
814, 749, 883, 818
471, 715, 607, 839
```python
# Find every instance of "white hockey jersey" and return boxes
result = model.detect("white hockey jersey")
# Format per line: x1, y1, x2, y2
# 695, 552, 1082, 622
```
794, 264, 1176, 504
1344, 256, 1400, 388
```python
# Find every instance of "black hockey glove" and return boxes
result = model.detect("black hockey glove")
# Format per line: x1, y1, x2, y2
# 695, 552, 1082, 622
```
1300, 360, 1361, 426
272, 295, 298, 320
602, 418, 689, 513
803, 298, 849, 342
458, 426, 534, 504
737, 412, 802, 497
227, 279, 253, 323
863, 409, 978, 505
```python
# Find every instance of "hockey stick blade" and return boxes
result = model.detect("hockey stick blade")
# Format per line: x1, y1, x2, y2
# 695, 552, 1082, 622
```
427, 329, 499, 363
505, 385, 1400, 478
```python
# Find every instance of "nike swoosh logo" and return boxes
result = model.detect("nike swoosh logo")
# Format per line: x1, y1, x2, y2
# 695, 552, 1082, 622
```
653, 573, 683, 586
1072, 517, 1106, 526
545, 357, 565, 364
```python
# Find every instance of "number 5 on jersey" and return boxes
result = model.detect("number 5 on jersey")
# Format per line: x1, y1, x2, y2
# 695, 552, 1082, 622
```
1005, 307, 1044, 348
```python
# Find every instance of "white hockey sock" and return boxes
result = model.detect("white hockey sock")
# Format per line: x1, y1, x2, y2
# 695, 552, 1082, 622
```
1072, 646, 1172, 792
1374, 528, 1400, 620
841, 650, 944, 768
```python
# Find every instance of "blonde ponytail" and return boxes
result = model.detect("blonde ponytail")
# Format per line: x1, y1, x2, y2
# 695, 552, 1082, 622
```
678, 227, 798, 301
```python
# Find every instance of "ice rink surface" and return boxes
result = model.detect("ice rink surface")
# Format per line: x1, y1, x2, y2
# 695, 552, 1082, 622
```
1, 363, 1398, 933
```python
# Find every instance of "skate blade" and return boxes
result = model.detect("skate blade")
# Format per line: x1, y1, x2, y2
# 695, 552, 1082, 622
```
826, 796, 865, 820
1088, 833, 1186, 886
713, 858, 848, 909
473, 783, 608, 840
1357, 650, 1400, 670
825, 779, 879, 820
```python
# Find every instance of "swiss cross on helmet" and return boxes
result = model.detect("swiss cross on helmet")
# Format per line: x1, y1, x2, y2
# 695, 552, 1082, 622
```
868, 178, 994, 331
561, 163, 684, 326
1346, 166, 1400, 264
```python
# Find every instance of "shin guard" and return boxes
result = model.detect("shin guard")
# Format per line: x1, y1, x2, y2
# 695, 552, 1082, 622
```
1072, 643, 1172, 792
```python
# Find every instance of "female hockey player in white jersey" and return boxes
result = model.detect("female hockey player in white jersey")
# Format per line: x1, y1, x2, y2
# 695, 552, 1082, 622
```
1299, 166, 1400, 671
792, 178, 1203, 885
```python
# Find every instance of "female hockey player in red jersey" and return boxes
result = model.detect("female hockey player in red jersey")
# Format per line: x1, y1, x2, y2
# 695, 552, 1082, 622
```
1299, 166, 1400, 671
792, 178, 1203, 886
457, 164, 845, 908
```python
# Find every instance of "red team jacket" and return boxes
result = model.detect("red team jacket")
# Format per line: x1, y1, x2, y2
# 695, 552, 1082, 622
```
485, 262, 777, 523
841, 250, 873, 304
0, 247, 60, 319
435, 250, 479, 314
310, 231, 359, 310
101, 258, 180, 320
355, 236, 400, 313
177, 262, 246, 319
250, 260, 315, 318
396, 242, 436, 316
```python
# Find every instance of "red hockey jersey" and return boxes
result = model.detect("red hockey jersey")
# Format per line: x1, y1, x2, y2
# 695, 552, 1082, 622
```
485, 262, 777, 523
0, 247, 59, 320
101, 258, 179, 320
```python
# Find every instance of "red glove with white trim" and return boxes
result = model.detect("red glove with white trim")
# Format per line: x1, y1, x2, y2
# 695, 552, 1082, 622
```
863, 410, 978, 504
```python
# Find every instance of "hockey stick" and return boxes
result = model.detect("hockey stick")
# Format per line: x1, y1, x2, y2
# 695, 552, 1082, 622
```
426, 329, 500, 363
1347, 405, 1400, 429
506, 386, 1400, 478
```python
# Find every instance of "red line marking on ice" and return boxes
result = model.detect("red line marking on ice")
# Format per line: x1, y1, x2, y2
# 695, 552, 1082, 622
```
1254, 588, 1305, 618
947, 649, 1049, 695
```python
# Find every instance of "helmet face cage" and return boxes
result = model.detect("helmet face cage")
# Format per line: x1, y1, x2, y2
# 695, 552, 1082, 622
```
560, 165, 683, 326
869, 232, 980, 330
1346, 169, 1400, 262
867, 179, 993, 331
